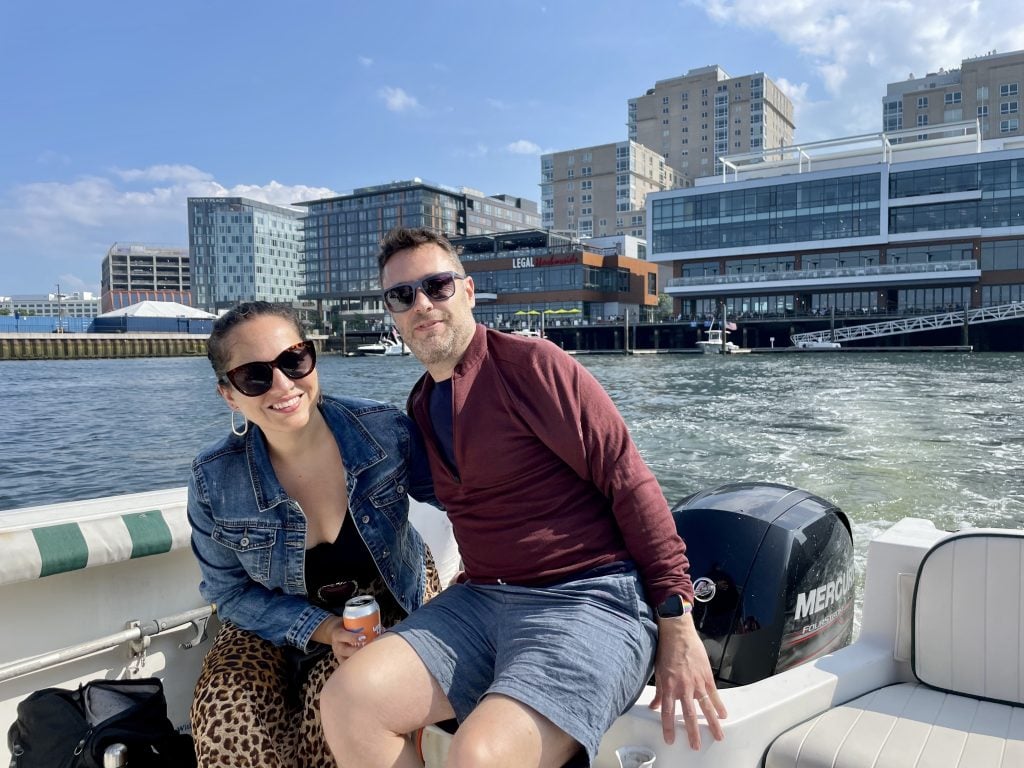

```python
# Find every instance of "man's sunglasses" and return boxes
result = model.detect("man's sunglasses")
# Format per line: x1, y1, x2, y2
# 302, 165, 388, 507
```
223, 340, 317, 397
382, 271, 466, 313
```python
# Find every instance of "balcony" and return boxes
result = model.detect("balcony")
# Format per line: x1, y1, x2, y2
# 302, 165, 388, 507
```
665, 260, 980, 296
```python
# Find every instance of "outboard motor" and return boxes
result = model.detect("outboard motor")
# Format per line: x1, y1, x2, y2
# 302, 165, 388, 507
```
673, 482, 854, 687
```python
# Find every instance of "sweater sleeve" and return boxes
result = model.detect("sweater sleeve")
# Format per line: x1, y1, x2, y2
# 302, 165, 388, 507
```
516, 345, 693, 605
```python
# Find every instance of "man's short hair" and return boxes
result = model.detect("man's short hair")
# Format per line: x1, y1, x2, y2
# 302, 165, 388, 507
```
377, 227, 464, 276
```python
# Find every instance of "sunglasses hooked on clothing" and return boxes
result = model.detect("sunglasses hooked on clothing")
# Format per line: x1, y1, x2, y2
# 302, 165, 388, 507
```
382, 271, 466, 313
223, 340, 317, 397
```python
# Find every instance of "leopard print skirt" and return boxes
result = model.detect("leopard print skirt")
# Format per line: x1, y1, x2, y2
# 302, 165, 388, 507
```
190, 551, 441, 767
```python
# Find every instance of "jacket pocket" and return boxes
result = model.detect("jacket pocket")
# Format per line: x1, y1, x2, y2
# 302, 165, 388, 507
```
367, 474, 409, 530
211, 525, 276, 583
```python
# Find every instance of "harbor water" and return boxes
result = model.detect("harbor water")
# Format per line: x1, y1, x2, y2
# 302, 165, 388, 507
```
4, 351, 1023, 587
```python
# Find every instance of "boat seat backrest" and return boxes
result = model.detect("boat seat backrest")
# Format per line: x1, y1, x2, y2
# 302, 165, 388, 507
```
912, 530, 1024, 707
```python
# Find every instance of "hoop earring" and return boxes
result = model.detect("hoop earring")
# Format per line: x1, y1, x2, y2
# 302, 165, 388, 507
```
230, 410, 249, 437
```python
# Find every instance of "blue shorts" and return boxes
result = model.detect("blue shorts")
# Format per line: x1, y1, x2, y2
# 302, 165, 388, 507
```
390, 565, 658, 764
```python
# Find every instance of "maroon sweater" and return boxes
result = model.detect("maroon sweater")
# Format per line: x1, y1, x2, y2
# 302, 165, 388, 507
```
408, 325, 693, 605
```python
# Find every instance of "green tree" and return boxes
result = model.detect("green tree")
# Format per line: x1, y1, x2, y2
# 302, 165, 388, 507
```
657, 292, 674, 320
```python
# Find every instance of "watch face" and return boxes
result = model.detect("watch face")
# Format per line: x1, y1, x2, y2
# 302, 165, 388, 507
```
658, 594, 685, 617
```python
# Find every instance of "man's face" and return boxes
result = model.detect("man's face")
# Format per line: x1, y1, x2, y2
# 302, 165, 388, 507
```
381, 243, 477, 374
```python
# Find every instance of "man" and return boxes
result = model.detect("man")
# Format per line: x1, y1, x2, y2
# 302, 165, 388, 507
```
322, 227, 725, 767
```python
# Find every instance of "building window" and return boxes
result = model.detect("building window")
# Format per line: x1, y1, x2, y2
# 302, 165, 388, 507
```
978, 105, 989, 117
1000, 101, 1019, 114
977, 86, 989, 100
944, 92, 962, 104
1000, 83, 1019, 97
917, 114, 929, 126
1001, 119, 1020, 132
917, 96, 929, 109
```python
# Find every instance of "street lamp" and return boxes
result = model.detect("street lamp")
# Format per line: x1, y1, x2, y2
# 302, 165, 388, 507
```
55, 283, 65, 333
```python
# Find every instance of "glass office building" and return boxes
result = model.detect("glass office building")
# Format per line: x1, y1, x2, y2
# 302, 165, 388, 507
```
649, 124, 1024, 321
297, 179, 539, 319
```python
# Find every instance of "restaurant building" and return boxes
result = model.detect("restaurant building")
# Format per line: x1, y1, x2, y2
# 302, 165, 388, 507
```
451, 229, 660, 331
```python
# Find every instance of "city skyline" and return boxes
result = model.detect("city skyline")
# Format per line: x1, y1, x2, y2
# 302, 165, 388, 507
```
2, 0, 1022, 295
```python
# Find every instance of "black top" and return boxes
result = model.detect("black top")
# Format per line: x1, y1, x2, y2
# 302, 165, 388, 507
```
428, 377, 457, 470
305, 511, 386, 612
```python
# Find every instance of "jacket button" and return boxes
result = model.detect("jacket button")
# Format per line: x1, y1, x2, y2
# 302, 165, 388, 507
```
240, 537, 250, 547
362, 515, 370, 524
397, 485, 405, 494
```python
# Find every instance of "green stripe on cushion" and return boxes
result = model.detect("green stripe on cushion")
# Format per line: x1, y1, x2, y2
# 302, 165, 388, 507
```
123, 511, 173, 558
33, 523, 89, 577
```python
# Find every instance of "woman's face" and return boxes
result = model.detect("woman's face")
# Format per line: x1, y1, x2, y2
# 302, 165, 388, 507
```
218, 314, 320, 439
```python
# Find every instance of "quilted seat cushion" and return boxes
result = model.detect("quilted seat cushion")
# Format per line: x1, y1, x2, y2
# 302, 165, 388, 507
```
765, 682, 1024, 768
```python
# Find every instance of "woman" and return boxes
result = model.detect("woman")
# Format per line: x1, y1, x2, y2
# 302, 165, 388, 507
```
187, 301, 440, 767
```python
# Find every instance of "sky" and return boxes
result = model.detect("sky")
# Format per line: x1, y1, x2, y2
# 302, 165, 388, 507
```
1, 0, 1022, 296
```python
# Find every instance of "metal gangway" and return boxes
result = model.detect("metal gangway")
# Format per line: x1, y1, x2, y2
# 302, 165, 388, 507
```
790, 302, 1024, 346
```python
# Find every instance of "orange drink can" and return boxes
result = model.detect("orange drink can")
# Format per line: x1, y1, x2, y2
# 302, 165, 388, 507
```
342, 595, 381, 640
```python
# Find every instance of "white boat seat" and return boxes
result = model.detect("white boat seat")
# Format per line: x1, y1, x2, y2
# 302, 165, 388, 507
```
765, 530, 1024, 767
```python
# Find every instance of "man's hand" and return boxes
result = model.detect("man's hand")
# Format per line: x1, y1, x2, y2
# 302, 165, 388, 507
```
648, 614, 727, 749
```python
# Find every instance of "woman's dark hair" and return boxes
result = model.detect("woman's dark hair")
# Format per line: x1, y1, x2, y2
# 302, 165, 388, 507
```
207, 301, 306, 384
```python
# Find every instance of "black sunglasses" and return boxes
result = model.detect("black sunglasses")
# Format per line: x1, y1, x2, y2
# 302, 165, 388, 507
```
223, 341, 317, 397
382, 271, 466, 313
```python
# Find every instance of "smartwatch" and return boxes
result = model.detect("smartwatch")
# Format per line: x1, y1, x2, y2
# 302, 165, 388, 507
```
655, 594, 693, 619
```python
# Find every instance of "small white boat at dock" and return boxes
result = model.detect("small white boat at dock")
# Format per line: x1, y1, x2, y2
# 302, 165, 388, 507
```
695, 329, 744, 354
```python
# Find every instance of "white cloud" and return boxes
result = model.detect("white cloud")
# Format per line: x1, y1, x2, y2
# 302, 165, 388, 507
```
113, 164, 212, 184
37, 150, 71, 167
358, 55, 373, 68
506, 139, 542, 155
690, 0, 1024, 140
486, 98, 511, 111
0, 166, 336, 293
453, 143, 490, 159
379, 86, 420, 112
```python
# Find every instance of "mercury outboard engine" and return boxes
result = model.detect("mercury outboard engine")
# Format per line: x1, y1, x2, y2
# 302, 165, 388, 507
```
672, 482, 854, 687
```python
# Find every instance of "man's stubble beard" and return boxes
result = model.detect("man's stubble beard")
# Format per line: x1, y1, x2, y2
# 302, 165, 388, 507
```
405, 314, 475, 368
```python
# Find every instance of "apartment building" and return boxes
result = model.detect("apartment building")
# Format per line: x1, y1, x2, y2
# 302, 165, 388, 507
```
884, 49, 1024, 140
629, 65, 795, 183
540, 140, 684, 239
100, 243, 190, 313
187, 198, 304, 312
297, 179, 539, 317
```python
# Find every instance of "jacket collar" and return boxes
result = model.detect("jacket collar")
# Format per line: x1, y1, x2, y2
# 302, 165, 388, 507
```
243, 396, 388, 510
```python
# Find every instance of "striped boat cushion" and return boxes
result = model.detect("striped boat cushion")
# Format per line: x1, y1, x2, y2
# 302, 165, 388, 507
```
1, 509, 191, 586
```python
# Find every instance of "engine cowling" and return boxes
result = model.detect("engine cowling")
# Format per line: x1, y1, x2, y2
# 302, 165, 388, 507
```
672, 482, 855, 687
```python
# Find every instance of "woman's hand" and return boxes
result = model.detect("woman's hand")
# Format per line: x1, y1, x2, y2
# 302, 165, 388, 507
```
312, 616, 370, 663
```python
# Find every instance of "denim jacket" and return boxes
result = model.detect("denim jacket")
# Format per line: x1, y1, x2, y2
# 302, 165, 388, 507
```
188, 395, 438, 652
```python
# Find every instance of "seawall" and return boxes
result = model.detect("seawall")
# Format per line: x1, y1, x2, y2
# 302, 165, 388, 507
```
0, 333, 208, 360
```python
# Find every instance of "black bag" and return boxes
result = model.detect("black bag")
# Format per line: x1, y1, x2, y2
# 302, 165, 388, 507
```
7, 677, 196, 767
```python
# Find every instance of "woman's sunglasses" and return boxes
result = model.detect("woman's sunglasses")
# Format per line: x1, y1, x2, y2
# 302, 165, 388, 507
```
223, 340, 317, 397
382, 271, 466, 313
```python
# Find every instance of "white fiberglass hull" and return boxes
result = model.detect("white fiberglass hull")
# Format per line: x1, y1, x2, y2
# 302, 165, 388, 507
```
1, 489, 1009, 766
